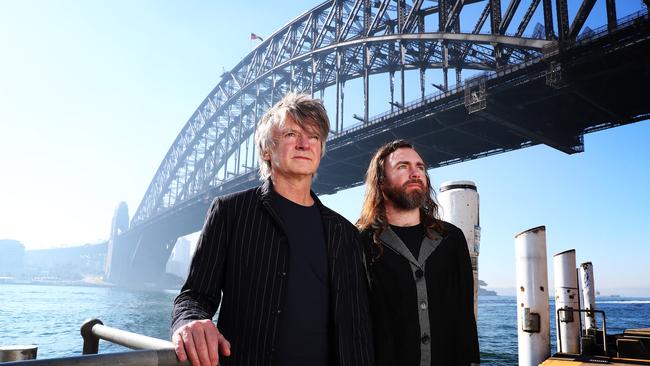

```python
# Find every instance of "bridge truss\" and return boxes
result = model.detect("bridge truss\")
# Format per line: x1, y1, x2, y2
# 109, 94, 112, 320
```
132, 0, 589, 226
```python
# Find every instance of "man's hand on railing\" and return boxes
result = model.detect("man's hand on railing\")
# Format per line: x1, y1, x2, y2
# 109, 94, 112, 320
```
172, 319, 231, 366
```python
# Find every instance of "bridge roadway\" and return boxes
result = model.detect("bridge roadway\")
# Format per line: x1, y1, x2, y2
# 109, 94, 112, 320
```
108, 7, 650, 286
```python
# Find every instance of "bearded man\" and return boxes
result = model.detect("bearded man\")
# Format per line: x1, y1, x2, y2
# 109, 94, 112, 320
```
357, 139, 480, 366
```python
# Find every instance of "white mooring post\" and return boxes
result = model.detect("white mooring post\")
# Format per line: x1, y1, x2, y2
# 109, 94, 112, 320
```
438, 180, 480, 318
554, 249, 581, 354
579, 261, 597, 332
515, 226, 551, 366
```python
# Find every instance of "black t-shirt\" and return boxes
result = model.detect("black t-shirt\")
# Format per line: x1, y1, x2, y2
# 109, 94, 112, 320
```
271, 192, 329, 366
390, 223, 425, 259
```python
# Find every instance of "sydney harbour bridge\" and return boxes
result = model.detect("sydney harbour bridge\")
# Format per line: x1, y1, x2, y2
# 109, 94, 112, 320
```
105, 0, 650, 286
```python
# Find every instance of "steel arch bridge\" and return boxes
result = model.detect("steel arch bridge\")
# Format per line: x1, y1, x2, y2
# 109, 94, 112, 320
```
105, 0, 650, 285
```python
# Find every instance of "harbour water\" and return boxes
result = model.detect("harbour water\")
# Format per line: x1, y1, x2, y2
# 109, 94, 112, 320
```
1, 284, 649, 365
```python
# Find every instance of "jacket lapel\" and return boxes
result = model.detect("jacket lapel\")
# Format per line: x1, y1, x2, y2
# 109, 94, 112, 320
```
379, 226, 443, 267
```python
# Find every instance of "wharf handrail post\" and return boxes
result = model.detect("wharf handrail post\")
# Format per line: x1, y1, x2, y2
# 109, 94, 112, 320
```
81, 318, 103, 355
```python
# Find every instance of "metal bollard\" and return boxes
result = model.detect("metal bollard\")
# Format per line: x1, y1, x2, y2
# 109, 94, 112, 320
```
0, 345, 38, 362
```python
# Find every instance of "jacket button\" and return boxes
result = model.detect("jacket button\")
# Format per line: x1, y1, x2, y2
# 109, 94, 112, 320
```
415, 269, 424, 278
421, 334, 430, 344
272, 309, 282, 316
277, 271, 287, 277
420, 301, 427, 310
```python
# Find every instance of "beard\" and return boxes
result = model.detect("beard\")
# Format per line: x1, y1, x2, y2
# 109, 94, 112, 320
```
383, 179, 428, 210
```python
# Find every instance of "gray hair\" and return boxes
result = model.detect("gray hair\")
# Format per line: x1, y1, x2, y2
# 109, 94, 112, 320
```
254, 92, 330, 180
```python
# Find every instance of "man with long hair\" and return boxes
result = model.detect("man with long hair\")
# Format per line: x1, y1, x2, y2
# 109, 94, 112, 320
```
357, 139, 480, 366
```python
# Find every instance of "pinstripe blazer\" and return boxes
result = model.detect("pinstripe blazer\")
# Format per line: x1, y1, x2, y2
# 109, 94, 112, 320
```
171, 179, 374, 366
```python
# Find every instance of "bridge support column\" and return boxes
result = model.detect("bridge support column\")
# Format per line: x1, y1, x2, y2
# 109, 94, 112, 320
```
420, 68, 426, 100
105, 202, 130, 284
400, 42, 405, 106
542, 0, 554, 40
556, 0, 570, 43
335, 49, 342, 132
606, 0, 617, 32
389, 70, 395, 112
364, 43, 370, 123
491, 0, 503, 67
442, 43, 449, 91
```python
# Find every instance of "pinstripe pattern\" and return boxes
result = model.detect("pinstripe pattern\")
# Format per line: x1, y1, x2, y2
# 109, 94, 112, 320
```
171, 179, 374, 366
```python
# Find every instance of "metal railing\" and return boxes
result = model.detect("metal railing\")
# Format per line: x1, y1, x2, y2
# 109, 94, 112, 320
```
80, 318, 175, 354
0, 319, 188, 366
556, 308, 608, 355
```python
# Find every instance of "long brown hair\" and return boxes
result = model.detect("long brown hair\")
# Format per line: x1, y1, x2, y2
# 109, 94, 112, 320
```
357, 140, 445, 257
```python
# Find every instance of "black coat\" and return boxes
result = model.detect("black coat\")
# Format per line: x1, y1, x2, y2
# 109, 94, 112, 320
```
362, 222, 480, 366
172, 179, 374, 366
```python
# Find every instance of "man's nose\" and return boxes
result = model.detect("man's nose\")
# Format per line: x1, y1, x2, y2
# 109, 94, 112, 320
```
295, 133, 309, 149
410, 167, 421, 178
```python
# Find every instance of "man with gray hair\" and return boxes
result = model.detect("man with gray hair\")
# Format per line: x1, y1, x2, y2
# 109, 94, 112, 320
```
171, 92, 374, 366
